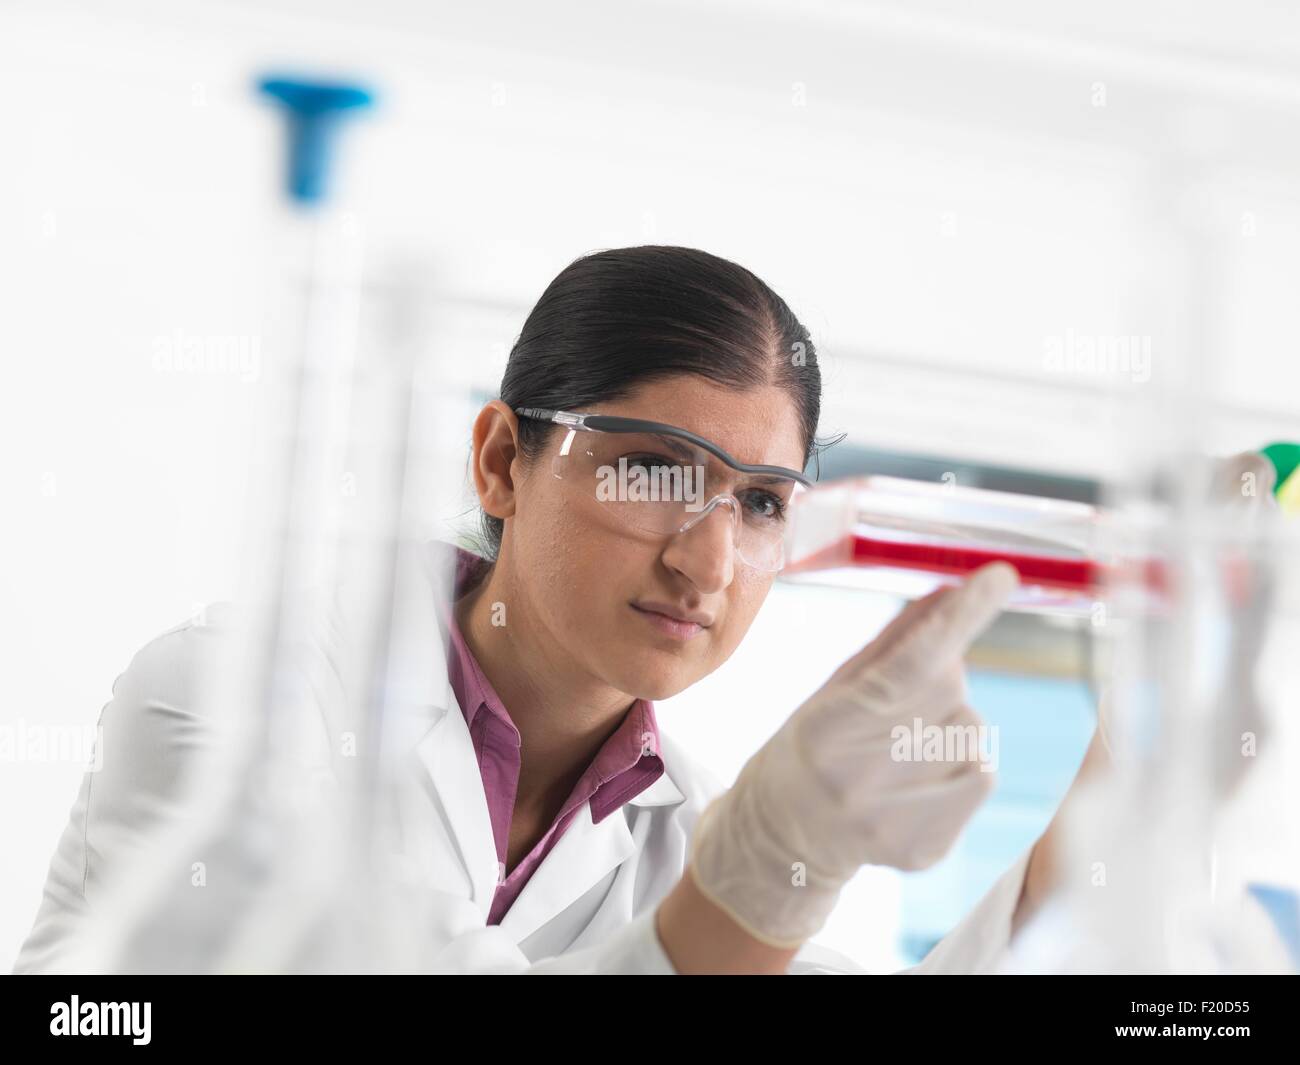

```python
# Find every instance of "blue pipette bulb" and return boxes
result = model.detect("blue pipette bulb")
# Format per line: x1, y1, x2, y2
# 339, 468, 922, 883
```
257, 76, 375, 206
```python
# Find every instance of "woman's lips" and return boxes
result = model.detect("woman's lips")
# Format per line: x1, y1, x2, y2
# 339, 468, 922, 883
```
629, 603, 708, 641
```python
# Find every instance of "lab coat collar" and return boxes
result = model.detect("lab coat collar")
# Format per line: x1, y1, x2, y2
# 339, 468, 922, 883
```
415, 673, 685, 942
414, 537, 686, 939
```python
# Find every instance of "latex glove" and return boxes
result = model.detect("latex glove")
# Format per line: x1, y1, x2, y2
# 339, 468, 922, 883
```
687, 561, 1020, 949
1210, 449, 1278, 511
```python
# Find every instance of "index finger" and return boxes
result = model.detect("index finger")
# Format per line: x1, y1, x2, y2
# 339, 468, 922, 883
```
869, 562, 1019, 684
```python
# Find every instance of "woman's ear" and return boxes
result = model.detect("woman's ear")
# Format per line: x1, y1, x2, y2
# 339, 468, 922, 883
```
470, 400, 521, 520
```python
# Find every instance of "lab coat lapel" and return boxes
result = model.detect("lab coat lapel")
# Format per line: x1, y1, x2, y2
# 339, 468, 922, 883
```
413, 686, 504, 915
496, 799, 636, 943
498, 771, 686, 943
392, 537, 501, 914
412, 677, 644, 938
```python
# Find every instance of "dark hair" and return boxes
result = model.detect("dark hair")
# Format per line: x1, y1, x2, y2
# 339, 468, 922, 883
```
477, 245, 836, 560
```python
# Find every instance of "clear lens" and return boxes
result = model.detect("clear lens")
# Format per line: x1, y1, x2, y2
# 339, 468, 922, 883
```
550, 429, 797, 571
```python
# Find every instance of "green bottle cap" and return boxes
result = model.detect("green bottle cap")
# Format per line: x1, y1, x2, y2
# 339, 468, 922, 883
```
1261, 442, 1300, 495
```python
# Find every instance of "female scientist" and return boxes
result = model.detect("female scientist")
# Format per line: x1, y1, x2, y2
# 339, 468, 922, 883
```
19, 246, 1062, 975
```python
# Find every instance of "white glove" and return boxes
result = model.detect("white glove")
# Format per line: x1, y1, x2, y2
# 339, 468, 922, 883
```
687, 562, 1020, 948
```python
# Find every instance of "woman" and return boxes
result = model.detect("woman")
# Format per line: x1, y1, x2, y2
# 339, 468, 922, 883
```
17, 246, 1040, 975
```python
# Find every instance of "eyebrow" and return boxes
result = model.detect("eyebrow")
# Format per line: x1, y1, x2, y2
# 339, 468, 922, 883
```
647, 433, 697, 462
644, 435, 797, 488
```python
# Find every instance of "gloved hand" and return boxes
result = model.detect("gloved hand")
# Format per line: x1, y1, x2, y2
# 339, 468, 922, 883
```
687, 562, 1020, 948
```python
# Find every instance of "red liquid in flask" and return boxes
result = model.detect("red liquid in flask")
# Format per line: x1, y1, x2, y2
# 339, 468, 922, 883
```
849, 533, 1104, 593
782, 533, 1119, 614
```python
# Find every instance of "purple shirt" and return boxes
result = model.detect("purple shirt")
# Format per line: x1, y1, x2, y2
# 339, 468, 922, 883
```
444, 545, 666, 925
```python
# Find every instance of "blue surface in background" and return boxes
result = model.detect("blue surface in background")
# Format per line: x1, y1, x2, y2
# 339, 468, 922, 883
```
899, 669, 1096, 964
1247, 884, 1300, 970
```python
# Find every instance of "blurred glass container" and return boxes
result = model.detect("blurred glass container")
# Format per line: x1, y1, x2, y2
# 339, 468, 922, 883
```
780, 475, 1143, 616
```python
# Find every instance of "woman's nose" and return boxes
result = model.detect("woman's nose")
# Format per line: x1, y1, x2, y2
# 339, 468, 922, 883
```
662, 497, 736, 592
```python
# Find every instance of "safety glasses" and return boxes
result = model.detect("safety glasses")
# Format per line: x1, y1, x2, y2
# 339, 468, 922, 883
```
514, 407, 813, 573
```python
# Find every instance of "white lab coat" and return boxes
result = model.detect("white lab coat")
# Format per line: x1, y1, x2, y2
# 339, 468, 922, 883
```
12, 538, 1031, 975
